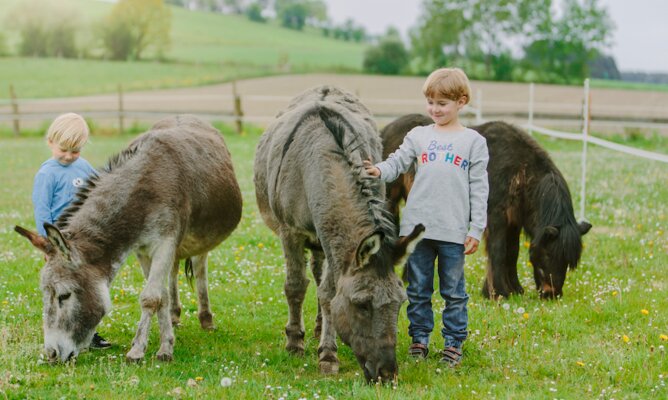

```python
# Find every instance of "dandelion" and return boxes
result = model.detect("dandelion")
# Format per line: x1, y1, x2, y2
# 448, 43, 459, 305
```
622, 335, 630, 343
516, 307, 525, 314
641, 309, 650, 315
612, 291, 618, 296
576, 361, 585, 367
195, 376, 204, 381
220, 377, 233, 387
258, 243, 264, 249
523, 241, 530, 249
660, 334, 668, 341
502, 303, 510, 310
523, 313, 529, 320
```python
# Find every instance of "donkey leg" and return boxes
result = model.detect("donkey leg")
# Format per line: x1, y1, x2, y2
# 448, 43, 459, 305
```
281, 231, 309, 356
316, 262, 339, 374
310, 250, 325, 339
128, 240, 176, 361
156, 286, 175, 361
127, 252, 153, 361
192, 253, 214, 330
168, 259, 182, 326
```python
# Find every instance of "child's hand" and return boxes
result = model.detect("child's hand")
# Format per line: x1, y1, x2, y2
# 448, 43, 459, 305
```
363, 159, 381, 178
464, 236, 479, 255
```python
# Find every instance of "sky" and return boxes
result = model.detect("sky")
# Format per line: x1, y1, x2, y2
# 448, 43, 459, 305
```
325, 0, 668, 73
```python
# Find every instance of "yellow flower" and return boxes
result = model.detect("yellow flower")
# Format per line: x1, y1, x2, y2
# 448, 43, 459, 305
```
612, 291, 618, 296
622, 335, 630, 343
1, 300, 8, 306
195, 376, 204, 381
660, 334, 668, 341
641, 309, 650, 315
258, 243, 264, 249
523, 313, 529, 320
523, 241, 530, 249
576, 361, 585, 367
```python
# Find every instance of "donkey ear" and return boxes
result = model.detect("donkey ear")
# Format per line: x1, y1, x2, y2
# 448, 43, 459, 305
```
14, 225, 54, 255
356, 232, 383, 269
394, 223, 426, 266
578, 221, 592, 236
44, 223, 71, 260
543, 226, 559, 240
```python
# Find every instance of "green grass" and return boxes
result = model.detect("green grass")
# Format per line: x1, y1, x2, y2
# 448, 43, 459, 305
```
0, 127, 667, 399
591, 78, 668, 92
0, 0, 365, 99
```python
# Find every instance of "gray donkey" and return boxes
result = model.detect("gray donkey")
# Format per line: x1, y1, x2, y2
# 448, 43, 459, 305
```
254, 86, 424, 382
15, 115, 242, 363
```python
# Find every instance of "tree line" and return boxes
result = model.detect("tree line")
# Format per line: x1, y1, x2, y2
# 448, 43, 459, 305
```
2, 0, 618, 84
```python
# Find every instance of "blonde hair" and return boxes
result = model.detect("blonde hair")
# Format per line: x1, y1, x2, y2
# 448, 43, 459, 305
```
46, 113, 90, 150
422, 67, 471, 105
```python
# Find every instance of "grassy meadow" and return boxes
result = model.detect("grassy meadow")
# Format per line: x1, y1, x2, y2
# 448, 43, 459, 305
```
0, 122, 666, 399
0, 0, 366, 99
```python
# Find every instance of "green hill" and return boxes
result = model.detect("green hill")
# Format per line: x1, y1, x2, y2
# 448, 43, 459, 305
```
0, 0, 366, 98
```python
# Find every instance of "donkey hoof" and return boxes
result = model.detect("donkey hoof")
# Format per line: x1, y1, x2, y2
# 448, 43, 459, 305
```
126, 349, 145, 363
286, 342, 305, 356
157, 352, 173, 362
319, 360, 339, 375
199, 312, 215, 330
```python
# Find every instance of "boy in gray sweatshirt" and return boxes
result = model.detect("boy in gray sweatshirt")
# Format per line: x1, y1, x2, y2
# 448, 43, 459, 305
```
364, 67, 489, 366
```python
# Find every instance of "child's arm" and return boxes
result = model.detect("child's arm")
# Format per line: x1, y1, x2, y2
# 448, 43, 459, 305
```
467, 136, 490, 246
366, 131, 419, 182
32, 172, 55, 237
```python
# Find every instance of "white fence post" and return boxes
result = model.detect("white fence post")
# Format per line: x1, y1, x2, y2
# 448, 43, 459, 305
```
475, 88, 482, 124
528, 82, 534, 136
579, 79, 590, 222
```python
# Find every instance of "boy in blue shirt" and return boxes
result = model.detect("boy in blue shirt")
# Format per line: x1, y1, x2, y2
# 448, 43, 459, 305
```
32, 112, 111, 349
365, 68, 489, 366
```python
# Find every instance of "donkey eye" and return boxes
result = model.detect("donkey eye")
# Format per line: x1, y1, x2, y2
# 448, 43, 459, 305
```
58, 293, 71, 305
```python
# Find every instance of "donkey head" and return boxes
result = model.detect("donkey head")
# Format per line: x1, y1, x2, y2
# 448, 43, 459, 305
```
15, 224, 110, 362
529, 221, 592, 299
330, 224, 424, 383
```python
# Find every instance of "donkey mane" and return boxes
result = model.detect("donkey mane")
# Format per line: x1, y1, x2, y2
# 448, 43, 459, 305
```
317, 107, 397, 242
56, 141, 143, 231
533, 172, 583, 269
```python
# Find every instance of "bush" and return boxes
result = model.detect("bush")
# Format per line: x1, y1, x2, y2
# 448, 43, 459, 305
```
246, 3, 266, 23
363, 39, 409, 75
7, 0, 79, 58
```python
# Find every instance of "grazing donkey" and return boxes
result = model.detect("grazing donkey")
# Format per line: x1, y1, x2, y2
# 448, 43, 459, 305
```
254, 86, 424, 383
15, 115, 242, 363
380, 114, 592, 299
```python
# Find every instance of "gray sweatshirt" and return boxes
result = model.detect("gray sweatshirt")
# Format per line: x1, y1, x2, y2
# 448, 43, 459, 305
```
376, 125, 489, 243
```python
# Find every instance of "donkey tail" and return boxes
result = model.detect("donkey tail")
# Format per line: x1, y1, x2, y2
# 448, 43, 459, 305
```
184, 258, 194, 289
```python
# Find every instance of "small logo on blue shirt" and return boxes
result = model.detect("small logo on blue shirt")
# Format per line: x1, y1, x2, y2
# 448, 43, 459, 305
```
72, 178, 85, 187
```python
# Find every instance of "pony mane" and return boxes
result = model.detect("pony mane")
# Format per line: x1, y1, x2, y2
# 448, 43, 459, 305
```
56, 142, 143, 230
534, 172, 583, 269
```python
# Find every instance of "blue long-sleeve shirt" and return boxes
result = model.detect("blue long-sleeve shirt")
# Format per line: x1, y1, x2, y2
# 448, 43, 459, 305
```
32, 158, 96, 236
376, 125, 489, 244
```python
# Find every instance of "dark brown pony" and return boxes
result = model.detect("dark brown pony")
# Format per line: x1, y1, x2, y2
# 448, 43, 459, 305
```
381, 114, 592, 299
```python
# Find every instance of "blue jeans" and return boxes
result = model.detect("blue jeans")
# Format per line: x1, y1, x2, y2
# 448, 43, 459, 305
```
406, 239, 468, 349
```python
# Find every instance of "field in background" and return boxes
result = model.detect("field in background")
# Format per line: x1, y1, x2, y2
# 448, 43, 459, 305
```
0, 127, 665, 399
0, 0, 365, 99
